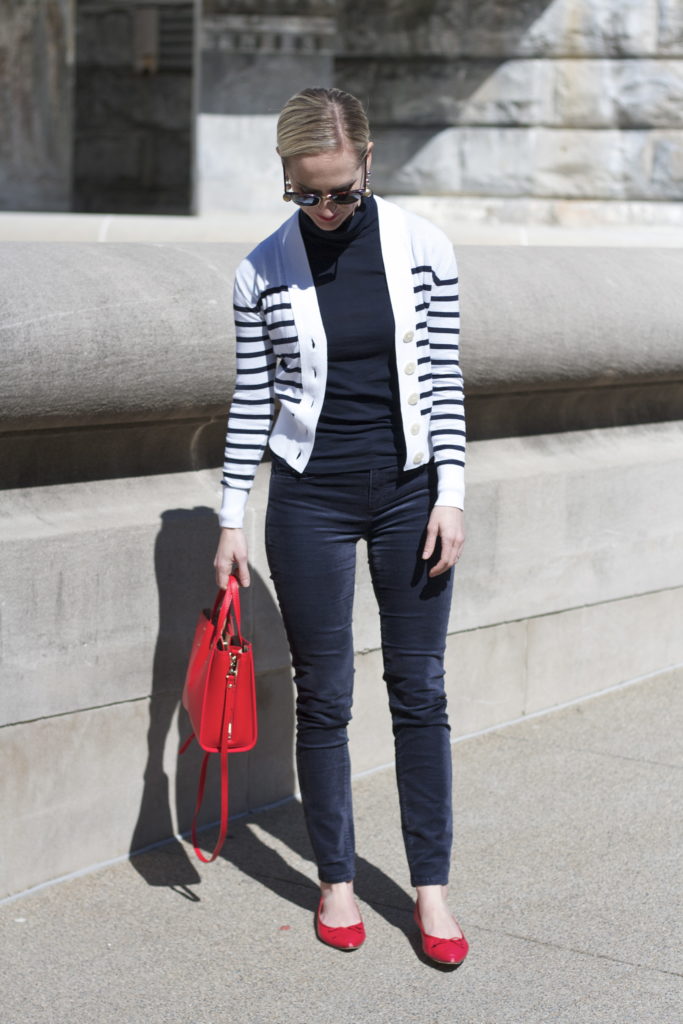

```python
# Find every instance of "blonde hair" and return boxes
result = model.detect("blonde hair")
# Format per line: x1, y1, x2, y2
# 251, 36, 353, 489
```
277, 87, 371, 162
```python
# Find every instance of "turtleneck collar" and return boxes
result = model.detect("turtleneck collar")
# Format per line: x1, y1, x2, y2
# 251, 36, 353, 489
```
298, 195, 377, 248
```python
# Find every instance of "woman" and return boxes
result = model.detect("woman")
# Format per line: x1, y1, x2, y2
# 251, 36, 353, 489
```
214, 88, 468, 965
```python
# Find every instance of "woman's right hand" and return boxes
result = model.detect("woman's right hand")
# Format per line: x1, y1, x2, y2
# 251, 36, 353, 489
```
214, 527, 250, 589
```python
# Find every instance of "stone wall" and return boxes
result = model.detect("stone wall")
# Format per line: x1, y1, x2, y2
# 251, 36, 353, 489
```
197, 0, 335, 213
73, 0, 195, 214
4, 0, 682, 220
0, 0, 75, 211
1, 242, 683, 897
336, 0, 683, 219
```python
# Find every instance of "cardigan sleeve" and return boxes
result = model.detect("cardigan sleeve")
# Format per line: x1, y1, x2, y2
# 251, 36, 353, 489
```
427, 236, 466, 510
219, 262, 276, 529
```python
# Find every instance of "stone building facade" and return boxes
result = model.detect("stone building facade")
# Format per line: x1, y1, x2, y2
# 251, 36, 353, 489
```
335, 0, 683, 225
1, 0, 682, 221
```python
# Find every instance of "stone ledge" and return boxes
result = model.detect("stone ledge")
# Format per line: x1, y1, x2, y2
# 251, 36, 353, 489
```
2, 243, 679, 420
4, 422, 680, 725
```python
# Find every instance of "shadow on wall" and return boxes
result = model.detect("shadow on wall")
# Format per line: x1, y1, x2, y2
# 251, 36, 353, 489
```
333, 0, 560, 191
125, 503, 420, 917
128, 505, 295, 895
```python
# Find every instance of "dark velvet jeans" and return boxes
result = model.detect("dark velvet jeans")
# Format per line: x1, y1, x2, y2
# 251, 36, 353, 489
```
265, 457, 455, 887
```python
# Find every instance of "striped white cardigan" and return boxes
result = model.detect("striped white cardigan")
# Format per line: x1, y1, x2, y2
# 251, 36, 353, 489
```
220, 194, 465, 528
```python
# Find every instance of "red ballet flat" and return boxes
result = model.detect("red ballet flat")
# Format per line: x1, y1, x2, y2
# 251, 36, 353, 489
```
414, 905, 469, 965
316, 898, 366, 951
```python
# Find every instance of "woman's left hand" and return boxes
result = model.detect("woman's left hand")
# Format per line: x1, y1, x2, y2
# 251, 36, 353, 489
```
422, 506, 465, 578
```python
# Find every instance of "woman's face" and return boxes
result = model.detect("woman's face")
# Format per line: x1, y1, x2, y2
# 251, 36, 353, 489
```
283, 142, 373, 232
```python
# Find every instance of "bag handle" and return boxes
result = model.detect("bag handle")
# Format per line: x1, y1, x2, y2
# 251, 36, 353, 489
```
214, 576, 245, 649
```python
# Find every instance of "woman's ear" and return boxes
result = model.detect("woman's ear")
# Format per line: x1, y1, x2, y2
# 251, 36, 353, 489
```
365, 141, 374, 172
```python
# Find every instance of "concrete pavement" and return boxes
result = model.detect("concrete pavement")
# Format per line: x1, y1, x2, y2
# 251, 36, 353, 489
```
1, 670, 681, 1024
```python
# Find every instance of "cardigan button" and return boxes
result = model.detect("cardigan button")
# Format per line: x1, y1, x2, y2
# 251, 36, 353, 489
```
413, 452, 424, 465
403, 330, 414, 343
404, 362, 416, 375
410, 423, 420, 436
408, 393, 418, 406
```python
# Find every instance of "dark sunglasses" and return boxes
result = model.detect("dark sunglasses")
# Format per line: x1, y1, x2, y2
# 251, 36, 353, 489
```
282, 160, 370, 207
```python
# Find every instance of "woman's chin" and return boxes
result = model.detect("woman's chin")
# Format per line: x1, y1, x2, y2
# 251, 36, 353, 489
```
306, 208, 354, 231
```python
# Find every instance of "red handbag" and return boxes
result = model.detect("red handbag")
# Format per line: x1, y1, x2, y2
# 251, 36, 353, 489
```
179, 577, 257, 863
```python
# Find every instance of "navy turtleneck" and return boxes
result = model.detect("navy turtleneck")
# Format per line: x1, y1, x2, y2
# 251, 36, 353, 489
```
298, 196, 404, 473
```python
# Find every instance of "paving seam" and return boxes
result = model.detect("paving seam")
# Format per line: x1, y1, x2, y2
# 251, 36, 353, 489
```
469, 924, 683, 977
490, 734, 683, 770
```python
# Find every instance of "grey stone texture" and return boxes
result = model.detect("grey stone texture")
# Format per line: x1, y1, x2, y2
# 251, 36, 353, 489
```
197, 113, 284, 214
339, 0, 672, 59
376, 126, 683, 200
1, 672, 681, 1024
339, 58, 683, 129
5, 0, 683, 220
2, 242, 683, 454
336, 0, 683, 205
200, 5, 335, 115
0, 0, 75, 212
2, 241, 682, 896
73, 1, 194, 214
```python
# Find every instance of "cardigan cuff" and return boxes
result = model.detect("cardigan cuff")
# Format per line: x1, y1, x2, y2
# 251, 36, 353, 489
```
435, 463, 465, 511
218, 486, 249, 529
434, 491, 464, 512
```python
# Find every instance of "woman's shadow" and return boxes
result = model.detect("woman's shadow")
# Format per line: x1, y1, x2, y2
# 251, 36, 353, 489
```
128, 503, 299, 896
128, 505, 422, 955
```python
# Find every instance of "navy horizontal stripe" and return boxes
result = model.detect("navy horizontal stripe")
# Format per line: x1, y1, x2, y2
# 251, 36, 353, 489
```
236, 362, 276, 375
225, 456, 263, 466
234, 319, 267, 329
271, 334, 299, 346
264, 302, 292, 313
222, 470, 255, 482
266, 318, 296, 330
257, 284, 288, 305
225, 425, 271, 434
229, 411, 274, 421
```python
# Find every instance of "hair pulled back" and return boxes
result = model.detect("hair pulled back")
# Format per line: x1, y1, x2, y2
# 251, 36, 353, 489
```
277, 87, 371, 162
